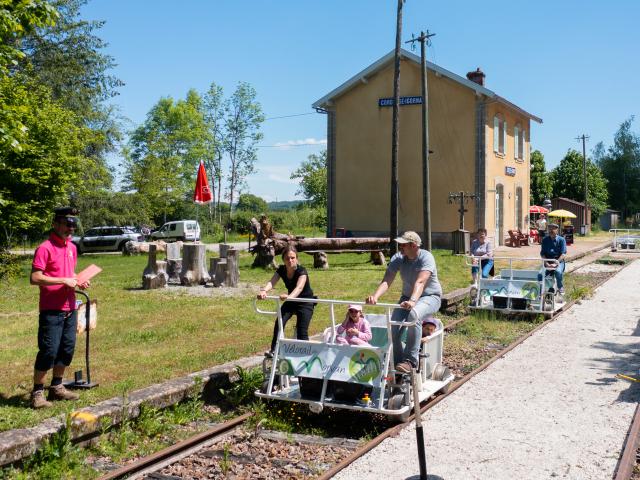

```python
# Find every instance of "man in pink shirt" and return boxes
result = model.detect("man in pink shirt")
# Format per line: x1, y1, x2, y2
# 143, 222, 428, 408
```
30, 207, 89, 409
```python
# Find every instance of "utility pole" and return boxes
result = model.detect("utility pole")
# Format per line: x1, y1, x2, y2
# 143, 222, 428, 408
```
389, 0, 404, 255
576, 134, 590, 233
406, 30, 436, 251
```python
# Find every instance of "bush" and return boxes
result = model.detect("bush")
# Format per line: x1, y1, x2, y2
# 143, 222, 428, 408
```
226, 211, 254, 234
0, 250, 21, 282
270, 207, 326, 232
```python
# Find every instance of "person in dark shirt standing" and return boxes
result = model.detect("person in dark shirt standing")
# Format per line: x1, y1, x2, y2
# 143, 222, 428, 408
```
257, 246, 315, 357
538, 223, 567, 294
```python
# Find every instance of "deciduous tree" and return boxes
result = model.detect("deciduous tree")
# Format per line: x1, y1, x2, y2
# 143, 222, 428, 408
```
290, 150, 327, 208
529, 150, 551, 205
224, 82, 263, 217
594, 117, 640, 221
549, 149, 608, 222
124, 90, 210, 224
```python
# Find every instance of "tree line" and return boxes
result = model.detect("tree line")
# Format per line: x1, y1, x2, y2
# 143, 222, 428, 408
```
529, 117, 640, 226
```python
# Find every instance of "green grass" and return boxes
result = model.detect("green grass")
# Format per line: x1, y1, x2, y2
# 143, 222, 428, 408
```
0, 248, 468, 432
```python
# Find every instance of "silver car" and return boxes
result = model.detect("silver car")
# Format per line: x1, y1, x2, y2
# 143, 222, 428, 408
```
73, 226, 143, 254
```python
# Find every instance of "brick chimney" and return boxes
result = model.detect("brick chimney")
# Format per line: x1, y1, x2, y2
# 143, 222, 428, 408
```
466, 67, 485, 86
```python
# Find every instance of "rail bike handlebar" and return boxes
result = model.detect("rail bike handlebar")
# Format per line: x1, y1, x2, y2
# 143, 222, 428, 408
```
464, 255, 558, 269
253, 296, 419, 326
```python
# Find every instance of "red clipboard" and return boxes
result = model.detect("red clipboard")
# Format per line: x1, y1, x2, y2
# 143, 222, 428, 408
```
76, 264, 102, 285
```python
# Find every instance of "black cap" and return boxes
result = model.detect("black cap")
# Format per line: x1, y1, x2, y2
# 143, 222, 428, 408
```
53, 207, 79, 228
54, 206, 79, 218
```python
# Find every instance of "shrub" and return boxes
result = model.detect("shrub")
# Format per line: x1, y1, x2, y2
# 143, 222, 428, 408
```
0, 250, 21, 282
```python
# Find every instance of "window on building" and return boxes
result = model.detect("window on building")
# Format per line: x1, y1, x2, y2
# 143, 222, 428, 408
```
522, 129, 526, 161
493, 115, 506, 155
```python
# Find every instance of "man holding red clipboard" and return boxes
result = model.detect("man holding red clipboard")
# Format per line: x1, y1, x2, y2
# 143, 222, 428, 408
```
29, 207, 91, 409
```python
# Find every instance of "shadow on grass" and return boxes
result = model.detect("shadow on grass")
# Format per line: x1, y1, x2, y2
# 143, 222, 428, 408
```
0, 392, 29, 409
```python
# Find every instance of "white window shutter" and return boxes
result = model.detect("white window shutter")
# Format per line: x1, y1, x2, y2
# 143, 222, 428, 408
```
502, 119, 507, 155
494, 116, 499, 152
514, 126, 519, 159
523, 129, 527, 161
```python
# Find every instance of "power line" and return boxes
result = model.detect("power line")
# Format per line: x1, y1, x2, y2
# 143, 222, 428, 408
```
264, 112, 315, 121
258, 142, 326, 148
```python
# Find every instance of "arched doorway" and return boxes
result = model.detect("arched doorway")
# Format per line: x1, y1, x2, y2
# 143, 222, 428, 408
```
495, 184, 504, 245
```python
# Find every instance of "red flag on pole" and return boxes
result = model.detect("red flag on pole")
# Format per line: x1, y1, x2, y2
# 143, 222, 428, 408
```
193, 160, 213, 204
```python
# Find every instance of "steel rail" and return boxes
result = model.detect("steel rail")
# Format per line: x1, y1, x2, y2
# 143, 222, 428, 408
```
317, 259, 635, 480
98, 259, 633, 480
614, 402, 640, 479
97, 412, 252, 480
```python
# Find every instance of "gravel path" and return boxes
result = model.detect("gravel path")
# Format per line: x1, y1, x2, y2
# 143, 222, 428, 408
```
334, 259, 640, 480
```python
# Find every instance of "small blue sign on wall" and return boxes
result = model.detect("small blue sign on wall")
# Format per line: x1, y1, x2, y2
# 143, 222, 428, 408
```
378, 96, 423, 107
505, 166, 516, 177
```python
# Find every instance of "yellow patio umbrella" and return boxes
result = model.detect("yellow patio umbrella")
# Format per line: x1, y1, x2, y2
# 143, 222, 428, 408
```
547, 209, 577, 218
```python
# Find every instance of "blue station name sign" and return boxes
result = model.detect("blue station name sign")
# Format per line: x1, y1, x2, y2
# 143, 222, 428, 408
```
505, 166, 516, 177
378, 96, 423, 107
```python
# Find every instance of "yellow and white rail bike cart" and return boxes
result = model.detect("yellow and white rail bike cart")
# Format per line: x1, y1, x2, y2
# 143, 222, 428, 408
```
253, 297, 454, 422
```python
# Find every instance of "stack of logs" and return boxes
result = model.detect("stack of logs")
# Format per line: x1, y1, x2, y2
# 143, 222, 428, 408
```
142, 243, 239, 290
249, 216, 390, 269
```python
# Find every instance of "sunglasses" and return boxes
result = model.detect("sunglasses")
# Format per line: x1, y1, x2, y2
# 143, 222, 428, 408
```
348, 309, 361, 313
56, 216, 78, 228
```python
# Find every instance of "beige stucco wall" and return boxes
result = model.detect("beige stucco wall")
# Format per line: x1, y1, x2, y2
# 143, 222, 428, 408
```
332, 59, 477, 236
484, 103, 531, 245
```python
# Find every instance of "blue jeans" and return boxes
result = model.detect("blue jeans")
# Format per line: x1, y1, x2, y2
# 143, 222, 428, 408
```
34, 310, 77, 371
391, 295, 441, 367
471, 259, 494, 278
538, 260, 565, 290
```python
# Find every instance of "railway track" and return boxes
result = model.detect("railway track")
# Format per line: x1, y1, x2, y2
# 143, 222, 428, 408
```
97, 255, 636, 480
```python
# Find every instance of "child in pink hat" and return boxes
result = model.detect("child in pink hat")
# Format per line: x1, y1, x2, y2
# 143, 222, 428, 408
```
336, 304, 372, 346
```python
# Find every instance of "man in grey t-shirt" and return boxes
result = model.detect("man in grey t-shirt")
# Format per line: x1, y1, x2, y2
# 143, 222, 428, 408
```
366, 231, 442, 373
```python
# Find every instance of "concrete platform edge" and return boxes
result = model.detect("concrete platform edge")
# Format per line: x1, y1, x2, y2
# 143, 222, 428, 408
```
0, 355, 264, 467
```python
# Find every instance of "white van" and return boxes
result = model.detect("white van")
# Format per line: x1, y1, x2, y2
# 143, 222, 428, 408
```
150, 220, 201, 242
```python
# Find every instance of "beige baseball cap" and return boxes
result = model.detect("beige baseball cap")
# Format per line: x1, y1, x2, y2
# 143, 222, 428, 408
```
394, 231, 422, 246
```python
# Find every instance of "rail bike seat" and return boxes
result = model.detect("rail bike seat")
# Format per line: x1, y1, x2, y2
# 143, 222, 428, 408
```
498, 269, 539, 281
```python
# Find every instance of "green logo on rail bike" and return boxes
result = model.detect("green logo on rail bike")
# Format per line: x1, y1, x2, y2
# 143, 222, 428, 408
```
277, 358, 294, 375
349, 350, 381, 383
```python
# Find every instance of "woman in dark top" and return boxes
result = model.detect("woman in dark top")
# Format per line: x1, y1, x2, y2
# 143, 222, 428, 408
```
257, 246, 315, 356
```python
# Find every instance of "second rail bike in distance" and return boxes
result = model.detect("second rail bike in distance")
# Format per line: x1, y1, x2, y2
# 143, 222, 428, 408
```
467, 256, 565, 317
253, 296, 454, 422
609, 229, 640, 252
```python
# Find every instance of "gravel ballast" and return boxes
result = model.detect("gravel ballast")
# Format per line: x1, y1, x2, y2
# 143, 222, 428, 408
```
334, 259, 640, 480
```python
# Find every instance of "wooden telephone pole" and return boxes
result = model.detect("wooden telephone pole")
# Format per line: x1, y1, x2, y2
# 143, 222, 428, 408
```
389, 0, 404, 255
576, 134, 590, 233
406, 30, 436, 250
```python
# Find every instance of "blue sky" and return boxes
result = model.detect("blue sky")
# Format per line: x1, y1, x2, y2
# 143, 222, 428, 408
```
82, 0, 640, 202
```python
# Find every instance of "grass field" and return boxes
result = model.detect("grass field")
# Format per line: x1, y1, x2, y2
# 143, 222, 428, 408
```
0, 249, 469, 432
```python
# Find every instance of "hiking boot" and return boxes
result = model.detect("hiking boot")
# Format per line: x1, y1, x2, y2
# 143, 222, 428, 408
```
558, 288, 565, 295
30, 390, 53, 409
47, 384, 79, 402
395, 362, 414, 374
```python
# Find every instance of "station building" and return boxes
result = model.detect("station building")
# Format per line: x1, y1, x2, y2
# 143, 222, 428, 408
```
312, 49, 542, 247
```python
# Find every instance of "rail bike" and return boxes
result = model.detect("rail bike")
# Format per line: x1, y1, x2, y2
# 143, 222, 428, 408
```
253, 297, 454, 422
467, 256, 565, 316
610, 229, 640, 252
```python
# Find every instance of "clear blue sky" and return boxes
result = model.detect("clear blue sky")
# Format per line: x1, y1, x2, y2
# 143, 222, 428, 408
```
82, 0, 640, 202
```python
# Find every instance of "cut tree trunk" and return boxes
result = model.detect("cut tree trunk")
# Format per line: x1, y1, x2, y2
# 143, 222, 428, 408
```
180, 244, 210, 286
142, 244, 168, 289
